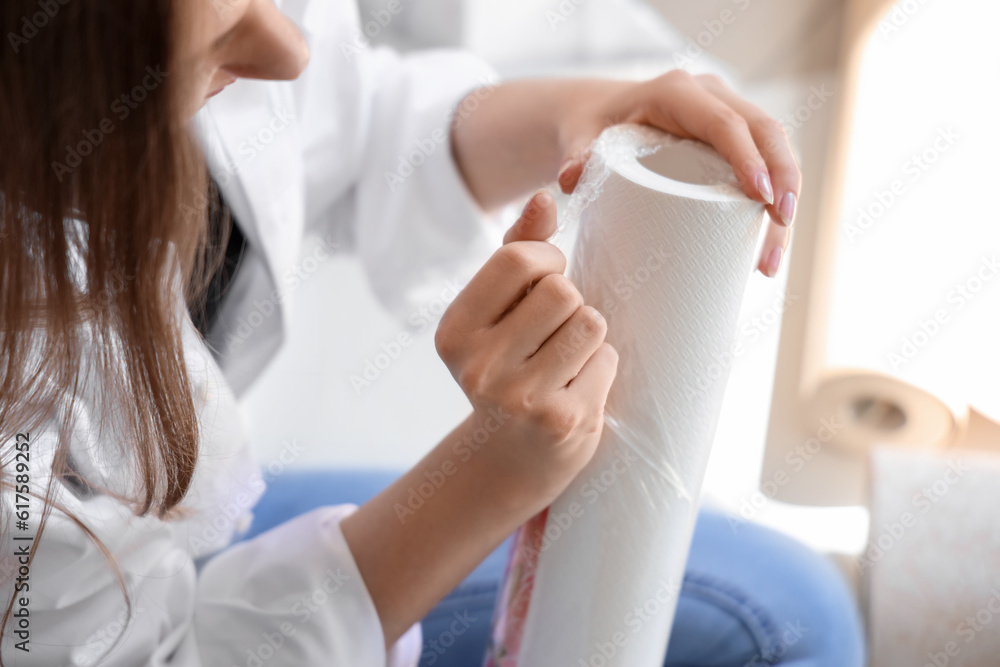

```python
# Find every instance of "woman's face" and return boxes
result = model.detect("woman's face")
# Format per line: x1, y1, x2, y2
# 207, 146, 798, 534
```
175, 0, 310, 119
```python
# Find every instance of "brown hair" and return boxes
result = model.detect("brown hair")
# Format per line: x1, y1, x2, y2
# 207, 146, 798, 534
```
0, 0, 223, 654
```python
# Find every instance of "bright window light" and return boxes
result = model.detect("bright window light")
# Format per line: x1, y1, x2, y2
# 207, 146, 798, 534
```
829, 0, 1000, 419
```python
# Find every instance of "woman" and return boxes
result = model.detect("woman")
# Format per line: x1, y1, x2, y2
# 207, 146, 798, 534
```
0, 0, 863, 665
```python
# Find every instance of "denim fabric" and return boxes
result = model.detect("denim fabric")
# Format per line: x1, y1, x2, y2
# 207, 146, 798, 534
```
241, 469, 865, 667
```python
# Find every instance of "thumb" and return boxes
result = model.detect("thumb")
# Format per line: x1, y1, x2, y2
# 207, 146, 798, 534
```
504, 190, 558, 245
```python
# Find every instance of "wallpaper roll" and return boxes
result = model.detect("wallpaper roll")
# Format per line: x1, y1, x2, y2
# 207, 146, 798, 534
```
485, 125, 766, 667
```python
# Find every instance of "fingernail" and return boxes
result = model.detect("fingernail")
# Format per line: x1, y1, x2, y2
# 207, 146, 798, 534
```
558, 159, 574, 182
765, 246, 782, 277
756, 172, 774, 205
523, 189, 552, 216
558, 164, 576, 191
778, 192, 797, 226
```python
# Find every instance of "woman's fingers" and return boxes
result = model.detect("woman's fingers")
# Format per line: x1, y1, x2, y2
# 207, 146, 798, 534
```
694, 74, 801, 227
503, 190, 559, 244
639, 71, 800, 276
528, 305, 609, 389
638, 71, 773, 205
565, 341, 619, 409
758, 218, 791, 277
557, 147, 593, 194
493, 273, 584, 363
443, 241, 567, 337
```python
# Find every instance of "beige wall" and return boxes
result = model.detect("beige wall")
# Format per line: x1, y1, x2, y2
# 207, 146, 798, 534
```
643, 0, 844, 79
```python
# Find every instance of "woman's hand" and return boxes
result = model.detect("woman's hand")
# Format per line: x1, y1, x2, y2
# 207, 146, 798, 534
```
342, 193, 616, 645
556, 72, 800, 278
451, 72, 800, 277
435, 191, 619, 505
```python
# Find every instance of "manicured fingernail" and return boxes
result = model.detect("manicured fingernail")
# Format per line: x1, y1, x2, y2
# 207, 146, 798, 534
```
557, 160, 577, 189
765, 246, 782, 277
755, 172, 774, 205
778, 192, 797, 226
558, 159, 574, 181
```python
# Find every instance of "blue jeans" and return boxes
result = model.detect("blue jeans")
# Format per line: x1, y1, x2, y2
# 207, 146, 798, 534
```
240, 470, 865, 666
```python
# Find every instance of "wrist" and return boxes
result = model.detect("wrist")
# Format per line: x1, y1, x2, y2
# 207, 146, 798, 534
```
457, 407, 582, 517
449, 410, 551, 518
342, 412, 544, 644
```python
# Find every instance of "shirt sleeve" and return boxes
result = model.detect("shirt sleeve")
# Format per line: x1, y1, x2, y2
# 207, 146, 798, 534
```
353, 45, 502, 324
289, 0, 503, 324
195, 505, 419, 667
0, 474, 416, 667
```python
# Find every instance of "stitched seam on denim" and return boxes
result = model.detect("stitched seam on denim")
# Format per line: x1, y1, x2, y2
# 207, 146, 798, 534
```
681, 570, 783, 663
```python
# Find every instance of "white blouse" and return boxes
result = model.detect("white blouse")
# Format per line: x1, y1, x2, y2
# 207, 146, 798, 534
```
0, 0, 498, 664
0, 316, 425, 665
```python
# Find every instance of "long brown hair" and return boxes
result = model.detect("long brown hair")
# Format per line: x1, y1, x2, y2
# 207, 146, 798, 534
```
0, 0, 222, 653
